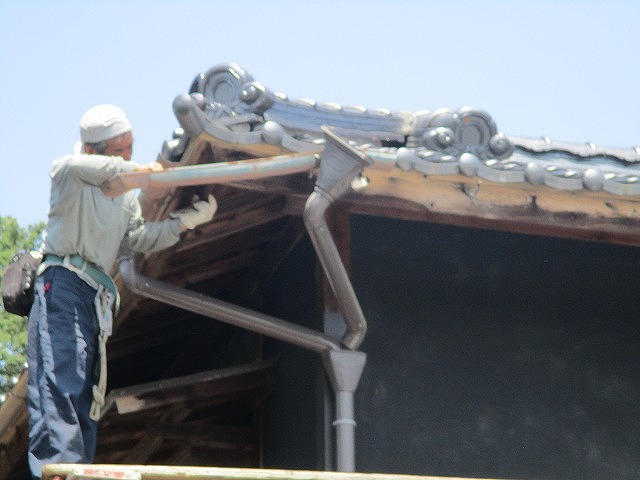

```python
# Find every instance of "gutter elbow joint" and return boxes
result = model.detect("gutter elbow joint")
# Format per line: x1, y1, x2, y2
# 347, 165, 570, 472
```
342, 325, 367, 351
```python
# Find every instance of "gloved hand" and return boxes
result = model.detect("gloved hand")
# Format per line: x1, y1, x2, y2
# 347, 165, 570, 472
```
170, 194, 218, 229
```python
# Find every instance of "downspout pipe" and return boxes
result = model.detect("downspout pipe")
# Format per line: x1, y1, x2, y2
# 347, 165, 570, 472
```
303, 126, 372, 472
322, 349, 367, 472
303, 126, 372, 351
119, 256, 341, 354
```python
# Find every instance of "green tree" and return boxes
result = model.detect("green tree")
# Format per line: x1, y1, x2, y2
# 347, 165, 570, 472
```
0, 215, 45, 401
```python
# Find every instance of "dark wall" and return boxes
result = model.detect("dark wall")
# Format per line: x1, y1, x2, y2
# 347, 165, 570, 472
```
263, 214, 640, 480
262, 236, 323, 469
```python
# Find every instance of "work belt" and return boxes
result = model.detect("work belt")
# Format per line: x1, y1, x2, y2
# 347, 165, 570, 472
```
42, 253, 119, 309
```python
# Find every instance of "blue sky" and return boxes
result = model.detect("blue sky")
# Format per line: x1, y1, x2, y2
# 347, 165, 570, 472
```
1, 0, 638, 226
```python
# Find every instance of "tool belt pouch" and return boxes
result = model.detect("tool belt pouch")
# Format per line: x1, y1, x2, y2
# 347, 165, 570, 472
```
2, 250, 43, 316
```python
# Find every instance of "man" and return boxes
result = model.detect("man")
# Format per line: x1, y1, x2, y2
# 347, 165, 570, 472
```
27, 104, 217, 479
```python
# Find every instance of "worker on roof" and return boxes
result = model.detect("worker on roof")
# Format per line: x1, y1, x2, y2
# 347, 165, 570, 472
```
27, 104, 218, 479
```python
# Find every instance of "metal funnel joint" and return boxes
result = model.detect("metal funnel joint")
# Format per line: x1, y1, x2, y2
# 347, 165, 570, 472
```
315, 126, 373, 201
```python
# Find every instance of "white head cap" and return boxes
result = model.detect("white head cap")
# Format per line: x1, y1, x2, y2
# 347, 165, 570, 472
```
79, 104, 132, 143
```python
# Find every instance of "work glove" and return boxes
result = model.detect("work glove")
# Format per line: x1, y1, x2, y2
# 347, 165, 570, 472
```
170, 194, 218, 229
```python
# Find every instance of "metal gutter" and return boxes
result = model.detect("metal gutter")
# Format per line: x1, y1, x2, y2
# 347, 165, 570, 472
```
301, 127, 373, 472
101, 151, 320, 197
303, 127, 372, 351
118, 258, 341, 354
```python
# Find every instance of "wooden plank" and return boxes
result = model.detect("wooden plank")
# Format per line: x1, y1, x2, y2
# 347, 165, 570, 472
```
104, 361, 275, 415
355, 168, 640, 246
361, 167, 640, 221
120, 405, 191, 465
145, 423, 259, 452
42, 464, 506, 480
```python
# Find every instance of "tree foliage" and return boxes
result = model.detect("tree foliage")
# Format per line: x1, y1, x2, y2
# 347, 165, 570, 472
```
0, 216, 45, 400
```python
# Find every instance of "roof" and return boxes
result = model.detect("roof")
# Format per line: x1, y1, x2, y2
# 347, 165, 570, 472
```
148, 62, 640, 247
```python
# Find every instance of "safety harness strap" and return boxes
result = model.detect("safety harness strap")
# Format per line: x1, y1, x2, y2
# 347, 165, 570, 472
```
89, 285, 114, 421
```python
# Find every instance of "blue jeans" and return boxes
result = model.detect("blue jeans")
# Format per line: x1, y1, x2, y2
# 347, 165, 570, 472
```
27, 266, 99, 478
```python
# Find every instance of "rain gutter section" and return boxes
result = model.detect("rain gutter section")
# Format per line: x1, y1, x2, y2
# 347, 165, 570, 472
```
118, 258, 341, 354
101, 152, 319, 198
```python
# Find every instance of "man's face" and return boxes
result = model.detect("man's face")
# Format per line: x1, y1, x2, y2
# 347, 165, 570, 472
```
102, 131, 134, 161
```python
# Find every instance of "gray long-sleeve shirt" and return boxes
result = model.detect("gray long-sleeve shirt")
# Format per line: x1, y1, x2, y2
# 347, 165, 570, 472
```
42, 153, 183, 274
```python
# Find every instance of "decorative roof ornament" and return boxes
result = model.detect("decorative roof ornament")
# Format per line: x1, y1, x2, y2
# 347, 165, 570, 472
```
163, 63, 640, 196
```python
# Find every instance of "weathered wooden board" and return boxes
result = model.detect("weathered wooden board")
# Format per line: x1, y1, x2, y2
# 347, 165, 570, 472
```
42, 464, 505, 480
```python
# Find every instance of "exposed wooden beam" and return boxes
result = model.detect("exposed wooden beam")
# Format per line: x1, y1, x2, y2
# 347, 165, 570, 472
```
353, 168, 640, 247
146, 423, 259, 453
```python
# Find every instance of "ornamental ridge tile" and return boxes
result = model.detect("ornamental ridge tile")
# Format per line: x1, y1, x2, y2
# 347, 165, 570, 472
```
163, 63, 640, 196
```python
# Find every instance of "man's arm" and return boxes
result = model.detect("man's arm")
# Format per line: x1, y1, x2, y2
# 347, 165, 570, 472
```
133, 161, 165, 173
124, 194, 218, 252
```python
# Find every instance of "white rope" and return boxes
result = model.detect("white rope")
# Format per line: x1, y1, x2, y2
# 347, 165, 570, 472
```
89, 285, 114, 421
